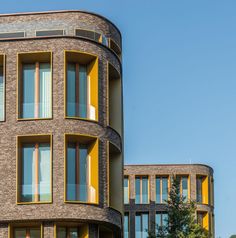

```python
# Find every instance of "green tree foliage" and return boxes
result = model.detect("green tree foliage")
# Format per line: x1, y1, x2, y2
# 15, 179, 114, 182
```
148, 176, 209, 238
229, 235, 236, 238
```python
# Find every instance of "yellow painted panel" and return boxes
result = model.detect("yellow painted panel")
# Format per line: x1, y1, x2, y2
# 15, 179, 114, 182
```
203, 213, 209, 230
79, 224, 89, 238
202, 176, 209, 204
87, 58, 98, 120
88, 139, 99, 204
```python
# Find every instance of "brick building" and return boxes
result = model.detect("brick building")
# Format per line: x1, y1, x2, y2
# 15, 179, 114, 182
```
0, 10, 123, 238
124, 164, 214, 238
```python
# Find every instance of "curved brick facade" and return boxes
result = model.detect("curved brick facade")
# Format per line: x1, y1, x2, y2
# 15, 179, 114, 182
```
0, 11, 123, 238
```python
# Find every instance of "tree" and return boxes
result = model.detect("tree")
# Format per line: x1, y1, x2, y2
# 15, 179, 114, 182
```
229, 235, 236, 238
148, 176, 209, 238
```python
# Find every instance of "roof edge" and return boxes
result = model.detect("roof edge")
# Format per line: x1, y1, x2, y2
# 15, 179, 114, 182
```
0, 10, 122, 38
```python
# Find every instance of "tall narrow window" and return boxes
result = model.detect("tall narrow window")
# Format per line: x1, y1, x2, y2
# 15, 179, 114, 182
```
18, 135, 51, 203
156, 212, 168, 232
124, 213, 129, 238
65, 134, 99, 203
196, 176, 203, 203
124, 176, 129, 204
197, 175, 208, 204
197, 212, 209, 230
14, 227, 41, 238
177, 176, 189, 202
135, 213, 149, 238
65, 51, 98, 121
0, 55, 4, 121
135, 176, 149, 204
156, 176, 168, 203
18, 52, 52, 119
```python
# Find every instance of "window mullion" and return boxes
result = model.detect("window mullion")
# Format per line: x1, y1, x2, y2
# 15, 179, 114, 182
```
26, 228, 30, 238
75, 63, 79, 117
160, 177, 163, 203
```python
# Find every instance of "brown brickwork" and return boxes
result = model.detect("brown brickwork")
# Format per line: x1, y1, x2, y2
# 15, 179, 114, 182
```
0, 10, 123, 238
124, 164, 215, 238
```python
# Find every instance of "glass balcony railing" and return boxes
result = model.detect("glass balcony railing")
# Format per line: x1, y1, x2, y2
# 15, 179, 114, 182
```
66, 184, 96, 203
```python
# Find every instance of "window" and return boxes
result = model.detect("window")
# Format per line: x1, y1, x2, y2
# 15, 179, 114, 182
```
36, 30, 64, 36
124, 176, 129, 204
135, 176, 149, 204
18, 52, 52, 119
0, 55, 5, 121
156, 212, 168, 232
156, 176, 168, 203
65, 51, 98, 121
177, 176, 189, 202
0, 31, 25, 39
56, 224, 88, 238
197, 212, 209, 230
124, 213, 129, 238
17, 135, 51, 203
109, 38, 121, 58
65, 134, 99, 203
13, 227, 41, 238
135, 213, 149, 238
75, 29, 101, 42
196, 175, 209, 204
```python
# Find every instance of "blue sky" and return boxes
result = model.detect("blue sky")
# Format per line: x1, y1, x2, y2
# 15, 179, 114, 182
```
1, 0, 236, 237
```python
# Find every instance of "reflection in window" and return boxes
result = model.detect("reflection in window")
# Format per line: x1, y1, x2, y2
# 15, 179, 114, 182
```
20, 62, 51, 119
135, 176, 149, 204
14, 227, 41, 238
156, 212, 168, 232
124, 213, 129, 238
135, 213, 149, 238
124, 176, 129, 204
19, 142, 51, 203
0, 63, 4, 121
177, 176, 189, 202
156, 176, 168, 203
57, 227, 78, 238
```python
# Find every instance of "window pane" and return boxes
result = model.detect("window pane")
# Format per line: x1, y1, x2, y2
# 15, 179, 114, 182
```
124, 214, 129, 238
162, 178, 168, 202
67, 63, 76, 117
156, 178, 161, 203
69, 228, 78, 238
78, 146, 88, 202
142, 214, 149, 238
38, 143, 51, 201
39, 63, 51, 118
142, 177, 148, 204
182, 177, 188, 201
162, 213, 168, 227
135, 214, 141, 238
124, 177, 129, 204
30, 228, 41, 238
67, 143, 76, 200
21, 144, 35, 202
22, 64, 35, 118
135, 177, 140, 204
0, 65, 4, 121
57, 228, 67, 238
14, 228, 26, 238
156, 213, 161, 227
196, 177, 203, 203
79, 65, 87, 118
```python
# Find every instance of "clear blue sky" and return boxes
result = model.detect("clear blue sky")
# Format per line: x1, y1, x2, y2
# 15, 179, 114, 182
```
1, 0, 236, 237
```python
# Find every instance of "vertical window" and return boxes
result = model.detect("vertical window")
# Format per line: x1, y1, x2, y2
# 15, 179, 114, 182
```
65, 51, 98, 121
18, 52, 52, 119
135, 176, 149, 204
56, 224, 88, 238
197, 212, 209, 230
177, 176, 189, 202
65, 134, 99, 203
0, 55, 4, 121
14, 227, 41, 238
124, 176, 129, 204
135, 213, 149, 238
124, 213, 129, 238
17, 135, 51, 203
156, 176, 168, 203
156, 212, 168, 232
197, 175, 209, 204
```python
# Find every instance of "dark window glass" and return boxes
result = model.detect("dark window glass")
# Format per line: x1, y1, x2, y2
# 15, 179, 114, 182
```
75, 29, 101, 42
36, 30, 64, 36
0, 32, 25, 39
